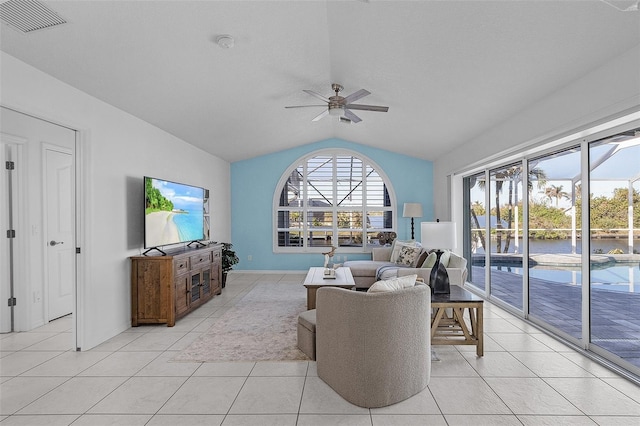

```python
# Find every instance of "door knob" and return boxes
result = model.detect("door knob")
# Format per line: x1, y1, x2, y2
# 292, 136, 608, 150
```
49, 240, 64, 246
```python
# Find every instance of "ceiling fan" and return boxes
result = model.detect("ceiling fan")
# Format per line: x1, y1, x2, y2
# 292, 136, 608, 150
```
285, 83, 389, 123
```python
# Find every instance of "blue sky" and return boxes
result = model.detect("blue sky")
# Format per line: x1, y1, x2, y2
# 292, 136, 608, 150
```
469, 141, 639, 210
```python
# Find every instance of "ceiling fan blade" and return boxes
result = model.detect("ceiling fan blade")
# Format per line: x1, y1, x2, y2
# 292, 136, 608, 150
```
303, 90, 330, 103
312, 109, 330, 122
343, 89, 370, 104
285, 105, 326, 109
344, 109, 362, 123
345, 104, 389, 112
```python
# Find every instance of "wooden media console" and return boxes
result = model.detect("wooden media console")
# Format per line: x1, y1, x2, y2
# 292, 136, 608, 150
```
130, 244, 222, 327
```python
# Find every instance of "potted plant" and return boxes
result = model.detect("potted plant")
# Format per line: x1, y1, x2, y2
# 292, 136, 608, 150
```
221, 242, 239, 288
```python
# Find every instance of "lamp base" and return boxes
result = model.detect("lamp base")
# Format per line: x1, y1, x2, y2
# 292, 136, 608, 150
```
430, 250, 450, 294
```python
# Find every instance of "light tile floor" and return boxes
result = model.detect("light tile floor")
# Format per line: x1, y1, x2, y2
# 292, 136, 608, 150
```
1, 272, 640, 425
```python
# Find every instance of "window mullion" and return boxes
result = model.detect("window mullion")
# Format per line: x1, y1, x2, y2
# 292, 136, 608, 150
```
333, 153, 338, 244
303, 160, 308, 249
362, 161, 367, 247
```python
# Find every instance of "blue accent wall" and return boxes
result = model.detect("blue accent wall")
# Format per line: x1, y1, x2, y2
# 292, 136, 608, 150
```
230, 138, 433, 270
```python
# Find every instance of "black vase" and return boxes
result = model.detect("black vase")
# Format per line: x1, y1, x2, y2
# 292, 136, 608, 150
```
430, 250, 450, 294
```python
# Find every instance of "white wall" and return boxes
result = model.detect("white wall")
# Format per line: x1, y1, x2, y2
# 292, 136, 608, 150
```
433, 44, 640, 222
0, 52, 231, 349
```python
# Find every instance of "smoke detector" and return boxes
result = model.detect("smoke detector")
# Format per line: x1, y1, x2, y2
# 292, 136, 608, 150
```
216, 35, 235, 49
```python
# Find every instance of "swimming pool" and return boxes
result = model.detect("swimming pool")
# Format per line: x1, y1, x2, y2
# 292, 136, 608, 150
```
491, 264, 639, 293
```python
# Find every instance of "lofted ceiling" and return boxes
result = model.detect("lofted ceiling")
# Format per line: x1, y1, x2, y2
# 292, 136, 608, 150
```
1, 0, 639, 163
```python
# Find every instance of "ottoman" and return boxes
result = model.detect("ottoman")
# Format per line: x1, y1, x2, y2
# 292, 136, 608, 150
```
297, 309, 317, 360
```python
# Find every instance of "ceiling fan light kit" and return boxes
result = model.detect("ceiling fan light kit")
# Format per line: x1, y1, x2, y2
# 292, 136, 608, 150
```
328, 105, 343, 116
286, 82, 389, 123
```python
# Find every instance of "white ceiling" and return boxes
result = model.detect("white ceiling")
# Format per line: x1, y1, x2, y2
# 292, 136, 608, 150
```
1, 0, 639, 163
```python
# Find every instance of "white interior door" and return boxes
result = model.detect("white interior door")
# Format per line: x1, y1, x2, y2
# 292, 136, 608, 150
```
0, 107, 77, 335
44, 147, 74, 321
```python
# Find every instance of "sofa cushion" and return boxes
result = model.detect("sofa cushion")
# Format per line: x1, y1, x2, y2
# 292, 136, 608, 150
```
395, 245, 422, 267
368, 274, 417, 293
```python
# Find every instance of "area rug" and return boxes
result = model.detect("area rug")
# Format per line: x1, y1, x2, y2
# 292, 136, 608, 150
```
173, 280, 310, 362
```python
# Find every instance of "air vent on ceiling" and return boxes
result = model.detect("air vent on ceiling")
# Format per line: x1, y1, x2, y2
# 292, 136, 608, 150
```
0, 0, 67, 33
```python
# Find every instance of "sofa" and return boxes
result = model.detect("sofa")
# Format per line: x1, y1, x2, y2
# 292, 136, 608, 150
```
343, 244, 468, 289
315, 282, 431, 408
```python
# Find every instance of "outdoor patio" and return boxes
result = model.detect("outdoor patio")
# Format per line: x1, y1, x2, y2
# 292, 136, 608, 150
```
470, 265, 640, 370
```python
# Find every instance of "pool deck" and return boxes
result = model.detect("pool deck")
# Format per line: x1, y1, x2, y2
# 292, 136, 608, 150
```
470, 265, 640, 370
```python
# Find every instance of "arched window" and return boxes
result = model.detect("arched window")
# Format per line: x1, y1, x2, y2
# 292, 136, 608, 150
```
273, 149, 396, 252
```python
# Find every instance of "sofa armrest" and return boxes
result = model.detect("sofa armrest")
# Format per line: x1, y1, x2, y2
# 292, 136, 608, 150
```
447, 253, 467, 269
446, 268, 467, 286
372, 247, 392, 261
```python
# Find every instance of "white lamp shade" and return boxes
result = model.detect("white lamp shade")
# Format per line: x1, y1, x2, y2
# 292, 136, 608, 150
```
421, 221, 456, 250
402, 203, 423, 218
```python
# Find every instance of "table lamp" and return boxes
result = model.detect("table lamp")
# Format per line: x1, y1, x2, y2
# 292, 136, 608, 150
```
421, 220, 456, 294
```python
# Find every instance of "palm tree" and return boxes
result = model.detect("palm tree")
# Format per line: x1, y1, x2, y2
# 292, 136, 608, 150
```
503, 166, 547, 252
470, 200, 486, 252
476, 166, 546, 253
543, 184, 570, 207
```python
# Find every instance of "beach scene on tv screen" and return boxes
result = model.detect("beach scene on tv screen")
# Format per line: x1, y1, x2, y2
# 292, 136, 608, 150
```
145, 178, 204, 247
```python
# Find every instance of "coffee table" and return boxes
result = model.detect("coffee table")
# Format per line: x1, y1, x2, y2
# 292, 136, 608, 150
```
431, 285, 484, 356
303, 267, 355, 310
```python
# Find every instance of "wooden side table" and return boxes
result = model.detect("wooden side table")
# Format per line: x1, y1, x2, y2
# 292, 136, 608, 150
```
303, 267, 355, 310
431, 285, 484, 356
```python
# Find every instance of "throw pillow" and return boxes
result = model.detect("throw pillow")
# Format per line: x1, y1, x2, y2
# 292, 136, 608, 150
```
389, 240, 420, 263
440, 250, 451, 267
395, 245, 422, 267
367, 274, 418, 293
421, 252, 437, 268
415, 250, 428, 268
421, 250, 451, 268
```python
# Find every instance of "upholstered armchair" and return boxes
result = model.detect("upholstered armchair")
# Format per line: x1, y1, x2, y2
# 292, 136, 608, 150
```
315, 283, 431, 408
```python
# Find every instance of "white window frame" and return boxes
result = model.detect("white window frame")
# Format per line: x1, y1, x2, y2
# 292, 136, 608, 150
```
273, 148, 397, 253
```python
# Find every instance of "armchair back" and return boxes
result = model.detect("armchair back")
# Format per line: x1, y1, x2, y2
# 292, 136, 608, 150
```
315, 283, 431, 408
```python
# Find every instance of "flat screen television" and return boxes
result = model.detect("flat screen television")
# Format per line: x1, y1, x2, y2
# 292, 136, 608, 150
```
144, 176, 205, 254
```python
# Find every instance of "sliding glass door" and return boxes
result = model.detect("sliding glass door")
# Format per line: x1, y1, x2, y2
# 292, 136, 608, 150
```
527, 148, 583, 340
589, 133, 640, 368
466, 172, 487, 291
462, 122, 640, 374
488, 164, 524, 310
